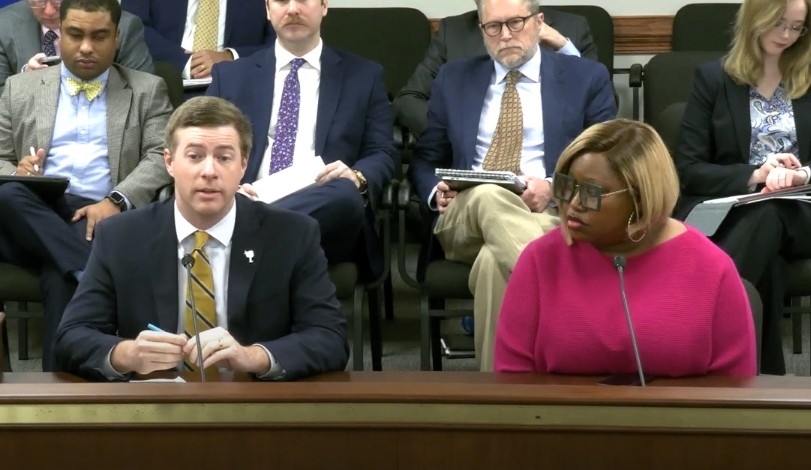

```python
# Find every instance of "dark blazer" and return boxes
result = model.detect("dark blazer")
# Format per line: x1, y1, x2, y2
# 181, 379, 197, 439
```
393, 8, 597, 135
0, 1, 154, 96
408, 49, 616, 204
54, 196, 349, 381
675, 60, 811, 219
120, 0, 275, 73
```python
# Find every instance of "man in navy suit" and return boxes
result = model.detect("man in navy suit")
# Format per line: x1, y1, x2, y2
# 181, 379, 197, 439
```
408, 0, 615, 371
121, 0, 274, 79
54, 96, 348, 381
206, 0, 396, 277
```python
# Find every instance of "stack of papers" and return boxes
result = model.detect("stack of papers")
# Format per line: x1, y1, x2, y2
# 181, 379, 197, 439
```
183, 77, 212, 89
251, 157, 326, 204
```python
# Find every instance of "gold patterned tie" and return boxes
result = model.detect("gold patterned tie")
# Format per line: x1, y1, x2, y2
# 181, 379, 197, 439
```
184, 231, 217, 371
482, 70, 524, 174
66, 77, 103, 101
193, 0, 219, 52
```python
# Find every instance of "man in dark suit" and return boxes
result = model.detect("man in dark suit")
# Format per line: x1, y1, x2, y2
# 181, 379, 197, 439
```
0, 0, 172, 371
394, 0, 597, 136
206, 0, 396, 277
55, 96, 348, 381
0, 0, 153, 96
408, 0, 615, 371
121, 0, 274, 80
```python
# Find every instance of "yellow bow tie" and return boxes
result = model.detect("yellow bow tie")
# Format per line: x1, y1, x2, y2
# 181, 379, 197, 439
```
66, 77, 103, 101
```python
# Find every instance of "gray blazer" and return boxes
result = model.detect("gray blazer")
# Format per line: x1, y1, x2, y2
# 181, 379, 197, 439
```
0, 1, 154, 96
393, 8, 596, 135
0, 63, 172, 208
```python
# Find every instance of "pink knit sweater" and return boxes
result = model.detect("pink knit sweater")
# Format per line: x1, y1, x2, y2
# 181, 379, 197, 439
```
494, 225, 757, 377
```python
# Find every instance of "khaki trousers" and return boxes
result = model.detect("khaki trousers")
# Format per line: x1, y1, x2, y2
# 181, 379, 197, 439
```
433, 185, 560, 371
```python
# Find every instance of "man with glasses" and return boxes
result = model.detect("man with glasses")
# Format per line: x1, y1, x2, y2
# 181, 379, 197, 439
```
394, 0, 597, 136
0, 0, 153, 96
408, 0, 615, 371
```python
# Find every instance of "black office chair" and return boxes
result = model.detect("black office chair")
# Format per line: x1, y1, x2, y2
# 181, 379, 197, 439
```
0, 311, 8, 372
152, 60, 185, 109
550, 5, 614, 74
672, 3, 741, 52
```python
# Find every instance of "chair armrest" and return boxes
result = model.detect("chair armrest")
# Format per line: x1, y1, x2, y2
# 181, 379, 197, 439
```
628, 63, 644, 121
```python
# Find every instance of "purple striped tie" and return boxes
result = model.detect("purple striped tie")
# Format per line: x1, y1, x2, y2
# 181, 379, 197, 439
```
270, 58, 306, 174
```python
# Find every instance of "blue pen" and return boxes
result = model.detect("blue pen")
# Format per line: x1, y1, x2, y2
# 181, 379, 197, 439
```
147, 323, 166, 333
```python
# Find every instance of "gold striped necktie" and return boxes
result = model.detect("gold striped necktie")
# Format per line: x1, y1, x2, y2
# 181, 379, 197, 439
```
193, 0, 219, 52
184, 230, 217, 371
482, 69, 524, 174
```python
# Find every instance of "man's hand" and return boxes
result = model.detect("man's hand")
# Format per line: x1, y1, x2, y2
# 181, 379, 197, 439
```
23, 53, 50, 73
110, 330, 187, 375
520, 176, 553, 213
72, 198, 121, 241
190, 50, 233, 78
183, 326, 271, 375
538, 19, 569, 51
238, 183, 258, 201
316, 160, 359, 187
434, 180, 458, 214
16, 148, 46, 176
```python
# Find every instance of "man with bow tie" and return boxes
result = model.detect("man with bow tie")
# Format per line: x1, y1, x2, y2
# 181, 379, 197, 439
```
0, 0, 172, 371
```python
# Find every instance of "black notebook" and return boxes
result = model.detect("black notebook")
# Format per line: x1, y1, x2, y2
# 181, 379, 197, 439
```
0, 175, 69, 200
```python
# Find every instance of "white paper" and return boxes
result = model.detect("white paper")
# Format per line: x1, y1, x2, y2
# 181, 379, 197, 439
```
129, 376, 187, 383
251, 156, 326, 204
183, 77, 212, 89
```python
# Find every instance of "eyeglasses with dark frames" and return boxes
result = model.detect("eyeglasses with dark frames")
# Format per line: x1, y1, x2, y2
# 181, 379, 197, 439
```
553, 172, 629, 212
480, 13, 536, 37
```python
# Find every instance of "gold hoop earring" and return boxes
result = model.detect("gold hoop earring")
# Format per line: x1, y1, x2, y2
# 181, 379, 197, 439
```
627, 212, 647, 243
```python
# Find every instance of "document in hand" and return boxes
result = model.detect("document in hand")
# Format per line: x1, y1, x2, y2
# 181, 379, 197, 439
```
251, 156, 326, 204
183, 77, 212, 89
685, 184, 811, 236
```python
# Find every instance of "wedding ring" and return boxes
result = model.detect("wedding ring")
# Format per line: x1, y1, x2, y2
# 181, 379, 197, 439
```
218, 338, 223, 349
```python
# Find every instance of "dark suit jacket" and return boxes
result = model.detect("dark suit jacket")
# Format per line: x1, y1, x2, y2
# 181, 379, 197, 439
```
393, 8, 597, 135
121, 0, 275, 73
408, 49, 616, 204
54, 196, 349, 381
0, 1, 154, 96
675, 60, 811, 219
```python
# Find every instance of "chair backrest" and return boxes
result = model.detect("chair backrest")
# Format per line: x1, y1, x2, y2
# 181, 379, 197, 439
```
672, 3, 741, 52
643, 51, 723, 124
741, 278, 762, 371
651, 102, 686, 155
547, 5, 614, 73
152, 60, 184, 109
321, 8, 432, 98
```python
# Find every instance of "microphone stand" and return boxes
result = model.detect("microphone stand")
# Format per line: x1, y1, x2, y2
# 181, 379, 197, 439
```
613, 256, 647, 387
182, 254, 206, 382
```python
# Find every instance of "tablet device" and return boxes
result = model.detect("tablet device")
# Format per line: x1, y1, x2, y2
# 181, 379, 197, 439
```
0, 175, 69, 200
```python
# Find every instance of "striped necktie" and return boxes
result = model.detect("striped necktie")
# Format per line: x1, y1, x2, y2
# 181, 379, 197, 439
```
184, 230, 217, 371
482, 70, 524, 174
193, 0, 219, 52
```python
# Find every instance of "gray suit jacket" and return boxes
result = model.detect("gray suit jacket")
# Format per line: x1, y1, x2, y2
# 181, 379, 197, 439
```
0, 1, 154, 96
0, 63, 172, 208
393, 8, 596, 135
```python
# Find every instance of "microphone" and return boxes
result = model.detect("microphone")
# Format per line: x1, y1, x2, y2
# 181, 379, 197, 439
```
182, 253, 206, 382
612, 255, 647, 387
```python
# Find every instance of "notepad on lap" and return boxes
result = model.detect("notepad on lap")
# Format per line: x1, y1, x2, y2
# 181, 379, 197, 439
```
251, 156, 326, 204
0, 175, 69, 200
435, 168, 526, 194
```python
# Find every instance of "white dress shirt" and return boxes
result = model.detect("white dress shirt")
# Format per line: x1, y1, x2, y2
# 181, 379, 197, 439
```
180, 0, 238, 78
256, 40, 323, 179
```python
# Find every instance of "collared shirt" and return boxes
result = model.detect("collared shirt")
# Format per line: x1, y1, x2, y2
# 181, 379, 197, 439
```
180, 0, 238, 78
256, 39, 323, 179
475, 46, 545, 177
45, 64, 113, 202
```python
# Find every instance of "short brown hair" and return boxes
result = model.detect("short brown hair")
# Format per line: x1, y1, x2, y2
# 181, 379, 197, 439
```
555, 119, 679, 244
164, 96, 253, 160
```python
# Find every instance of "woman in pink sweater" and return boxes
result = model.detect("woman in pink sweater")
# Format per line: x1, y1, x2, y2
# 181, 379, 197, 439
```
493, 120, 757, 377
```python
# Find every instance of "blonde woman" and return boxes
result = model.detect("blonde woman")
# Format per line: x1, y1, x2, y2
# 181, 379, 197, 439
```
676, 0, 811, 375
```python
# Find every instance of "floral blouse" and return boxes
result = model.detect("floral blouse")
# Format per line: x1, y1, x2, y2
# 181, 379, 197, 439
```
749, 85, 798, 166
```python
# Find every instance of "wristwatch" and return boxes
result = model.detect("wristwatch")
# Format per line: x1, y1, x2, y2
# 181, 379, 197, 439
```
353, 170, 368, 194
105, 190, 127, 212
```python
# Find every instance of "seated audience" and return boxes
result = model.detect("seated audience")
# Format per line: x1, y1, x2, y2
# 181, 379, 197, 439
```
54, 96, 349, 381
407, 0, 615, 371
0, 0, 153, 96
393, 0, 598, 136
675, 0, 811, 375
494, 119, 757, 377
0, 0, 172, 371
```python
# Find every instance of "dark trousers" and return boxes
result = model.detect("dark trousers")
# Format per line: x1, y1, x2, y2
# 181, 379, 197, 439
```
711, 200, 811, 375
0, 183, 94, 371
273, 177, 365, 265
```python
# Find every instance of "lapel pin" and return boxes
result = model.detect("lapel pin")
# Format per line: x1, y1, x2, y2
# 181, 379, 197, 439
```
244, 249, 255, 264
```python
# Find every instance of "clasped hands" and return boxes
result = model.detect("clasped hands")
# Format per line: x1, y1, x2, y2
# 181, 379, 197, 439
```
111, 326, 270, 376
239, 160, 360, 199
750, 153, 807, 193
187, 49, 234, 79
434, 175, 552, 214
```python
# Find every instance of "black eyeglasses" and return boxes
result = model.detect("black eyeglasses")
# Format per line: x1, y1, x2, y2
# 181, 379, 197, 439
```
553, 172, 629, 211
480, 13, 536, 37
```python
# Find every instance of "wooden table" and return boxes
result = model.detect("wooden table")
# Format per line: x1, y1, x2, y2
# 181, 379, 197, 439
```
1, 371, 810, 468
